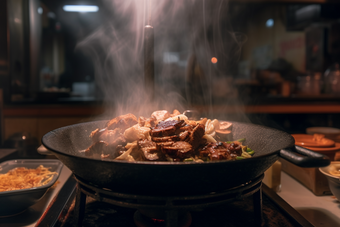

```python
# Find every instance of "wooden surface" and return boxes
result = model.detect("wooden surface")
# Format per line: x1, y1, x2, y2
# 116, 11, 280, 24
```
280, 158, 331, 196
194, 104, 340, 114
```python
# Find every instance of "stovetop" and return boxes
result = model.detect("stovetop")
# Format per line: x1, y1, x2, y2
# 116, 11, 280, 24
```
0, 162, 312, 227
51, 189, 306, 227
35, 169, 311, 227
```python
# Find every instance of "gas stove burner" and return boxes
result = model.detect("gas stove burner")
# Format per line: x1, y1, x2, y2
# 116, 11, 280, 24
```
134, 210, 192, 227
72, 174, 264, 227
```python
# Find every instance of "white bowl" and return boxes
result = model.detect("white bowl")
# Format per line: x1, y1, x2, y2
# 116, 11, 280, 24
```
319, 161, 340, 201
0, 159, 63, 217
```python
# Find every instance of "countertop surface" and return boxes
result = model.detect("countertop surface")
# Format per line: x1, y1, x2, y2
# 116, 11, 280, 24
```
278, 171, 340, 227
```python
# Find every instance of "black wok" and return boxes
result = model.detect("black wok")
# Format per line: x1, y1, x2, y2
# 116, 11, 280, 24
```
42, 120, 330, 195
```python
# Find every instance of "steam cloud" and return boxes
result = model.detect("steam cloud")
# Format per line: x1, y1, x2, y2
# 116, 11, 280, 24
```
76, 0, 246, 118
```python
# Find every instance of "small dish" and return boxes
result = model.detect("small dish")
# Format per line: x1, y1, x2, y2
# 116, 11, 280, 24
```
292, 134, 335, 147
303, 143, 340, 152
307, 127, 340, 136
306, 127, 340, 143
304, 143, 340, 152
37, 145, 54, 155
303, 143, 340, 161
0, 159, 63, 217
319, 162, 340, 201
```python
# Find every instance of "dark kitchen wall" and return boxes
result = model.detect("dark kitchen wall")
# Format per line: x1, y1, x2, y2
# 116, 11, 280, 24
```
4, 0, 340, 105
0, 0, 9, 101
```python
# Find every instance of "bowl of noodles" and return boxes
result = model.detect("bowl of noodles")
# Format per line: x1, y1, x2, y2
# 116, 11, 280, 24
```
319, 161, 340, 201
0, 159, 63, 217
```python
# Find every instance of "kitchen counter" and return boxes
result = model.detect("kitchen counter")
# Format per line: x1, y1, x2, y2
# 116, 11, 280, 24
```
278, 171, 340, 227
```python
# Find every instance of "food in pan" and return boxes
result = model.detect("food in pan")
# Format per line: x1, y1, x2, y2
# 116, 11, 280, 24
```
82, 110, 255, 162
0, 165, 58, 192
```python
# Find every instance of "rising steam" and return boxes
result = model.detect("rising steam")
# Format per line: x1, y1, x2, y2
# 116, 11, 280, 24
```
76, 0, 246, 118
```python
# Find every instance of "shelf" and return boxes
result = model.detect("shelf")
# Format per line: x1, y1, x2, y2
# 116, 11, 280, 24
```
3, 103, 340, 118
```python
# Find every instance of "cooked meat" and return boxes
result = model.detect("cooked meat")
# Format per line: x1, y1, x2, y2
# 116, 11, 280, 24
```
106, 113, 138, 131
138, 139, 158, 153
199, 142, 230, 161
148, 120, 202, 160
178, 131, 190, 141
151, 126, 176, 137
152, 135, 179, 142
155, 141, 174, 147
199, 142, 242, 161
175, 125, 194, 134
99, 128, 122, 144
188, 124, 205, 149
86, 127, 127, 159
171, 109, 181, 116
90, 128, 107, 143
227, 142, 243, 156
138, 116, 157, 128
84, 141, 108, 157
83, 111, 251, 162
138, 139, 164, 161
105, 136, 127, 153
101, 144, 126, 160
150, 120, 185, 137
162, 141, 193, 159
158, 120, 186, 130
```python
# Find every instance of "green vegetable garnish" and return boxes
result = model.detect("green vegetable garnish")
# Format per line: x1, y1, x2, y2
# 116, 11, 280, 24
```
247, 150, 255, 155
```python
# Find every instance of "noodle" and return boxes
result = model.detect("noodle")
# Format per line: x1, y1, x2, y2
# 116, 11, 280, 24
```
330, 169, 340, 177
0, 165, 58, 192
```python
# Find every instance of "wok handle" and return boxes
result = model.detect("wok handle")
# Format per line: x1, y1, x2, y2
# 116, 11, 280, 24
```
279, 145, 330, 168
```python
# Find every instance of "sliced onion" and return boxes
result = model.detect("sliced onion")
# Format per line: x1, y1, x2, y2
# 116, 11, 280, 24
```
115, 142, 137, 161
208, 131, 216, 138
124, 124, 150, 142
168, 114, 188, 122
203, 134, 217, 143
205, 119, 214, 134
211, 119, 220, 130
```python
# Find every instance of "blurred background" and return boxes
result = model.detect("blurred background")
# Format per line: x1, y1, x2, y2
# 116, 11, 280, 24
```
1, 0, 340, 155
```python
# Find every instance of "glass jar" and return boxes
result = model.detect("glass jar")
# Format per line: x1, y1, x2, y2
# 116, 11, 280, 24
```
324, 63, 340, 95
297, 72, 322, 95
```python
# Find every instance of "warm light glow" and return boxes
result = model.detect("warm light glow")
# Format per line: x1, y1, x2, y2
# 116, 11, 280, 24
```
63, 5, 99, 12
151, 218, 165, 223
211, 57, 218, 64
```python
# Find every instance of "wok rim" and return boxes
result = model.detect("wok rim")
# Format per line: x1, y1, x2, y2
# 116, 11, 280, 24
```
42, 120, 291, 166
